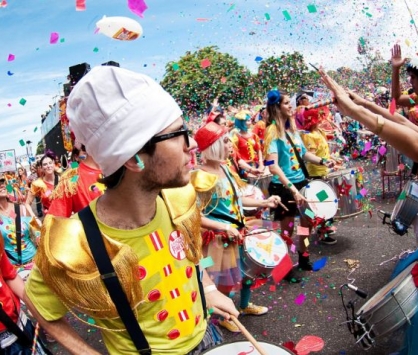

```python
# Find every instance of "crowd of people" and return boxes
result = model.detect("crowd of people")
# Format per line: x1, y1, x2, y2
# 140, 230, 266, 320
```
0, 43, 417, 354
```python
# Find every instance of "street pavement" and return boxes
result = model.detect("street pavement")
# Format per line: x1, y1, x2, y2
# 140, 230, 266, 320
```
46, 160, 417, 355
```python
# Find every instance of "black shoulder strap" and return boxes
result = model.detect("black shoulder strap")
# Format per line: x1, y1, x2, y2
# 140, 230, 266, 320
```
14, 203, 22, 265
78, 207, 151, 355
285, 131, 310, 179
54, 173, 59, 187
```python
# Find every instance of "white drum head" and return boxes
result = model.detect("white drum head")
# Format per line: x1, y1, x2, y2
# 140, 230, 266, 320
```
302, 180, 338, 220
244, 230, 288, 267
203, 341, 293, 354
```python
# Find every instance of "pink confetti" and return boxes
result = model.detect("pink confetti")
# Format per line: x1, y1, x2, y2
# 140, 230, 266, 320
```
399, 163, 405, 171
295, 335, 325, 355
7, 103, 11, 107
201, 58, 211, 69
128, 0, 148, 18
0, 1, 7, 8
364, 141, 372, 152
378, 146, 387, 156
360, 188, 368, 197
76, 0, 86, 11
50, 32, 59, 44
7, 54, 14, 61
196, 18, 210, 22
220, 77, 227, 83
297, 226, 310, 236
389, 98, 396, 115
294, 293, 306, 305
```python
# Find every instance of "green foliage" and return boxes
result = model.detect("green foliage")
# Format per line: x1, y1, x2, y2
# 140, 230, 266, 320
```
256, 52, 311, 94
160, 46, 254, 115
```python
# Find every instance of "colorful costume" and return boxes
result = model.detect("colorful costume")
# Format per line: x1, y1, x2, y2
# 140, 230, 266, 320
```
193, 169, 244, 294
25, 184, 208, 355
0, 214, 37, 265
48, 162, 104, 217
30, 178, 55, 213
231, 133, 261, 166
301, 129, 330, 177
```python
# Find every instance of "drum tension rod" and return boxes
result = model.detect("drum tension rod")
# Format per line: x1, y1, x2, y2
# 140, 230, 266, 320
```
391, 291, 412, 325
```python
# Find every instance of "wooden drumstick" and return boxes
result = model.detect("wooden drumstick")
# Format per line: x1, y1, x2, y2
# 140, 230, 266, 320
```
289, 200, 336, 203
230, 315, 268, 355
277, 201, 289, 211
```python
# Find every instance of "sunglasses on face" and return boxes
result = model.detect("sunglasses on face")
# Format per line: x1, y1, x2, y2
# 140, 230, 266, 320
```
146, 122, 190, 148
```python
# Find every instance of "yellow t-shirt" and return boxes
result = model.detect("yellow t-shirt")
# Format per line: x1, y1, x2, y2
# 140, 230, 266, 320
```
301, 129, 330, 177
26, 197, 206, 355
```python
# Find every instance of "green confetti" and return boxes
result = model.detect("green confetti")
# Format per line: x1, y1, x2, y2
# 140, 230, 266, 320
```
410, 98, 416, 105
19, 98, 26, 106
60, 38, 65, 43
93, 47, 99, 52
291, 317, 297, 323
19, 139, 25, 146
6, 184, 13, 193
200, 256, 214, 269
304, 208, 315, 219
307, 4, 317, 13
316, 190, 329, 202
70, 175, 79, 183
70, 162, 79, 169
264, 13, 270, 21
172, 63, 179, 71
398, 191, 406, 200
365, 12, 372, 17
282, 10, 291, 21
227, 4, 235, 12
33, 127, 38, 132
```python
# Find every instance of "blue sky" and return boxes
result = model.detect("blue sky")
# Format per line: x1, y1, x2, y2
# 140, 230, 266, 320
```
1, 0, 417, 157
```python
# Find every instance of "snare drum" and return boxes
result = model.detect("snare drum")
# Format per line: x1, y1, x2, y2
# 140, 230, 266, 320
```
241, 184, 265, 217
203, 340, 293, 354
247, 173, 272, 198
241, 229, 288, 279
354, 262, 418, 348
325, 168, 362, 219
299, 180, 338, 221
391, 180, 418, 228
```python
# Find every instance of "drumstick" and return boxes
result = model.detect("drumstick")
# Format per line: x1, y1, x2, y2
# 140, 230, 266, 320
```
289, 200, 336, 203
230, 315, 268, 355
277, 201, 289, 211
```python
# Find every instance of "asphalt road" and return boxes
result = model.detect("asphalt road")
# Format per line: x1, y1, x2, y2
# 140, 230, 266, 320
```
45, 159, 417, 355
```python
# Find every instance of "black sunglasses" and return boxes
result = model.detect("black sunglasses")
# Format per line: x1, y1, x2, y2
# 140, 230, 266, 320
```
146, 122, 190, 147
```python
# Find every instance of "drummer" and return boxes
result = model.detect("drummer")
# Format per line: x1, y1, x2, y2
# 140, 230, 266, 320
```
264, 90, 334, 276
300, 108, 338, 244
192, 122, 281, 333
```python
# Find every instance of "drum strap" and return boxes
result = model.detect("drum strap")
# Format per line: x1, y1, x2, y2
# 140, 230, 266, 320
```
14, 203, 22, 265
220, 165, 246, 227
285, 132, 310, 179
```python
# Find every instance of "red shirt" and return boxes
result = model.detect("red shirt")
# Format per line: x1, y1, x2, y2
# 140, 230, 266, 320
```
48, 162, 104, 217
0, 251, 20, 332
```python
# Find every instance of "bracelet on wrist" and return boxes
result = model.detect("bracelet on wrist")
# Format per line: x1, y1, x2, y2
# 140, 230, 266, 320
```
375, 115, 385, 135
287, 182, 293, 188
204, 285, 217, 294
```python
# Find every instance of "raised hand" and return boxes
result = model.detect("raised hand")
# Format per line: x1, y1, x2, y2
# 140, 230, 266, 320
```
391, 44, 407, 69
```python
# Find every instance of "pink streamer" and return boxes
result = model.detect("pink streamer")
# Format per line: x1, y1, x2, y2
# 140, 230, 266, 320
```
7, 54, 15, 61
76, 0, 86, 11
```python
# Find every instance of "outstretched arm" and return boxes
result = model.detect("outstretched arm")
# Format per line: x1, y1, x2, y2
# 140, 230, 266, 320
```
23, 291, 101, 355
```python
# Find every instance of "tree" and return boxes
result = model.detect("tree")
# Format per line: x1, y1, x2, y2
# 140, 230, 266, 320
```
256, 52, 311, 95
160, 46, 253, 115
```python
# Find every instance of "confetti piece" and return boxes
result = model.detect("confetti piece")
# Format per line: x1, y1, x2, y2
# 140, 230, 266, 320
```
389, 98, 396, 115
312, 257, 327, 271
295, 335, 325, 355
172, 63, 179, 71
255, 56, 263, 62
196, 18, 210, 22
50, 32, 59, 44
71, 162, 79, 168
398, 191, 406, 200
410, 98, 416, 105
304, 208, 315, 219
70, 175, 79, 183
34, 127, 38, 132
264, 160, 274, 166
200, 256, 214, 269
19, 139, 25, 146
227, 4, 235, 12
200, 58, 211, 69
294, 293, 306, 305
272, 254, 292, 283
93, 47, 99, 52
283, 10, 291, 21
307, 4, 317, 13
360, 188, 368, 197
264, 13, 270, 21
76, 0, 86, 11
7, 71, 13, 76
220, 77, 226, 83
378, 146, 387, 156
7, 54, 15, 61
297, 226, 310, 236
128, 0, 148, 18
316, 190, 329, 202
6, 184, 13, 193
19, 98, 26, 106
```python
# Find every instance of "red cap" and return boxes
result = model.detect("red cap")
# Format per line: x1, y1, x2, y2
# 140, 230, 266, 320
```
194, 122, 228, 151
303, 108, 320, 131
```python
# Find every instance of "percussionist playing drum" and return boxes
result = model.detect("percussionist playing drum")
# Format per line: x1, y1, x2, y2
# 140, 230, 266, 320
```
264, 90, 334, 279
300, 108, 338, 244
192, 122, 281, 334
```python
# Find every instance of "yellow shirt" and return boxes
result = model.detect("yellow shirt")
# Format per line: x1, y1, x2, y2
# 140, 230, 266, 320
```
301, 129, 330, 177
26, 197, 206, 354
